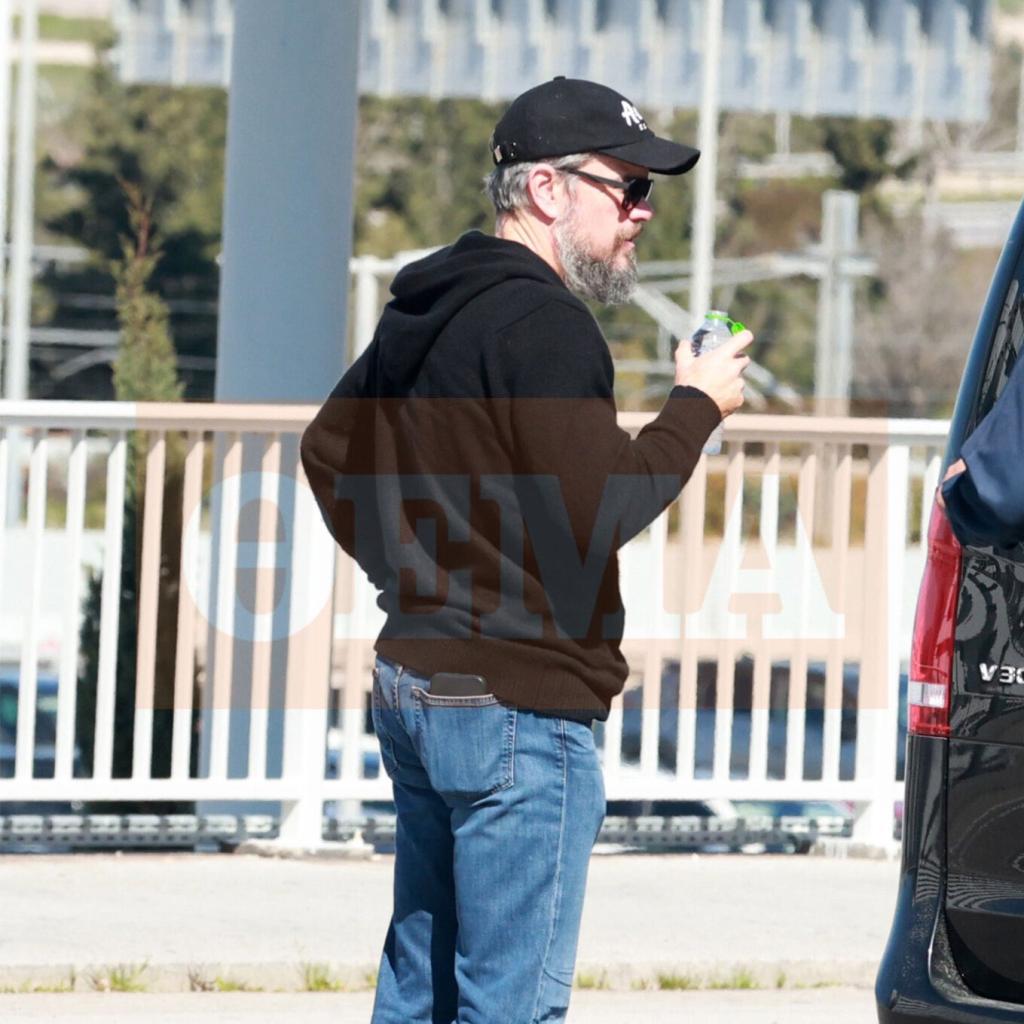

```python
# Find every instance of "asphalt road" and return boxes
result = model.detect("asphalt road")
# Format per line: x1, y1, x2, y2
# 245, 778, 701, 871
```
0, 851, 899, 992
0, 988, 878, 1023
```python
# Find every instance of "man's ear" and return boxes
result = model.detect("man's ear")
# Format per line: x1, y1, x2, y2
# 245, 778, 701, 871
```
525, 164, 565, 222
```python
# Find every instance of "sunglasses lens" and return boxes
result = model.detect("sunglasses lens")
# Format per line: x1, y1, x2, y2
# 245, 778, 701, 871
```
625, 178, 653, 209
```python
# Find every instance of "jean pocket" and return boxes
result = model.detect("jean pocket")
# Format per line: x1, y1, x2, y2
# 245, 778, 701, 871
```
370, 667, 398, 778
410, 686, 516, 803
563, 719, 603, 773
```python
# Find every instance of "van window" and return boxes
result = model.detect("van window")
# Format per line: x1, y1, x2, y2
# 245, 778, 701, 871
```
974, 276, 1023, 428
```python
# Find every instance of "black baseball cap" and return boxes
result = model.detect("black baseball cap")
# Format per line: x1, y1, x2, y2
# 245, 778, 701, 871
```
490, 77, 700, 175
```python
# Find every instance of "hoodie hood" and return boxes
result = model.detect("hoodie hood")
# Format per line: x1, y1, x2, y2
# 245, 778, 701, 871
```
374, 231, 565, 393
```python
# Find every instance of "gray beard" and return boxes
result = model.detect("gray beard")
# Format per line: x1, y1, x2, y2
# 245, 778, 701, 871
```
553, 214, 638, 305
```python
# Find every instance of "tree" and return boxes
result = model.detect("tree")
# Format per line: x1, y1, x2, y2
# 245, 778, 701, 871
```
853, 211, 996, 417
111, 181, 184, 408
76, 183, 196, 802
40, 63, 226, 399
820, 117, 918, 195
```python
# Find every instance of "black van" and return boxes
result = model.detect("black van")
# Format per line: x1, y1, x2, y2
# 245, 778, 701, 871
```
876, 201, 1024, 1021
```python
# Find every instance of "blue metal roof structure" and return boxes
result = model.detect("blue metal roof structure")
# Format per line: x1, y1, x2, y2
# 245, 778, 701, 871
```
112, 0, 991, 122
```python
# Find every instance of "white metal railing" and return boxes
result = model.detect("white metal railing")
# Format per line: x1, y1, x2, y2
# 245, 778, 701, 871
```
0, 401, 949, 848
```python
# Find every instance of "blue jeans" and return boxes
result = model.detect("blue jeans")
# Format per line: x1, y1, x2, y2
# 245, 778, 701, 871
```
369, 655, 606, 1024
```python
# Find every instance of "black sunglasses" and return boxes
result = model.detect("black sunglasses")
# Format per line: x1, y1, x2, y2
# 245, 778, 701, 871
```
560, 167, 654, 211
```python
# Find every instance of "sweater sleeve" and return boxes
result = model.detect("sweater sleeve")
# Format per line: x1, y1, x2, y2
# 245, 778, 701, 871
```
943, 355, 1024, 548
299, 341, 391, 589
500, 299, 721, 553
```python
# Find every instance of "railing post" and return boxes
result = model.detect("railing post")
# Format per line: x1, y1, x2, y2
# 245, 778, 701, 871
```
352, 255, 381, 360
93, 430, 127, 782
278, 458, 336, 849
0, 403, 945, 835
853, 440, 908, 850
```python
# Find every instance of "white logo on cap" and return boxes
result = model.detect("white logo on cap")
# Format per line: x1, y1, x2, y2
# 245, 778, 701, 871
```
620, 100, 647, 131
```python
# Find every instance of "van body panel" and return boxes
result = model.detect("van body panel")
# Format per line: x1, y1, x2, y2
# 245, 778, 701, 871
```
877, 199, 1024, 1020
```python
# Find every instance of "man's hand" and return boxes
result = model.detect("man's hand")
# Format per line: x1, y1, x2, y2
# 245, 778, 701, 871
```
936, 458, 966, 510
675, 330, 753, 418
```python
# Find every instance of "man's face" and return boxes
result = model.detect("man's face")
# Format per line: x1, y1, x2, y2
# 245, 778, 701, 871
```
552, 155, 654, 305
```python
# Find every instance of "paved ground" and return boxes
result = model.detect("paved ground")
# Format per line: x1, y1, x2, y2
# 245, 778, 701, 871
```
0, 989, 877, 1022
0, 849, 899, 1000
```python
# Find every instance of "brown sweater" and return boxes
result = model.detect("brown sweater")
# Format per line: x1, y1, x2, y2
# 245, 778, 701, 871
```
300, 231, 719, 720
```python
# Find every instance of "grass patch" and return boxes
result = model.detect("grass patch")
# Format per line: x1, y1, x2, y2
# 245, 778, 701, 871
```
88, 962, 149, 993
214, 976, 262, 992
27, 976, 75, 994
656, 971, 701, 991
300, 962, 346, 993
575, 970, 610, 990
0, 971, 76, 994
775, 969, 787, 989
707, 967, 758, 990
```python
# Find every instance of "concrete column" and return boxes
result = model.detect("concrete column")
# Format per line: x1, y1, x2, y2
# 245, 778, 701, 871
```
215, 0, 359, 402
205, 1, 361, 847
774, 111, 790, 156
814, 190, 859, 417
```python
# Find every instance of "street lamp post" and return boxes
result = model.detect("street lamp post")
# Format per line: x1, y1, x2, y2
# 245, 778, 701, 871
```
4, 0, 38, 525
689, 0, 723, 325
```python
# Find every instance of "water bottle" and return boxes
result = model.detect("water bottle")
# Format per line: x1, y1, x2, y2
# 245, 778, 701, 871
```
690, 310, 744, 455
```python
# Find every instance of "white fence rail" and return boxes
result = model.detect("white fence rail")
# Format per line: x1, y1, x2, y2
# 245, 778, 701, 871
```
0, 401, 949, 847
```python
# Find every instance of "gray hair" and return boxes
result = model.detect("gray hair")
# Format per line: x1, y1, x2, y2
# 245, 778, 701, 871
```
483, 152, 591, 217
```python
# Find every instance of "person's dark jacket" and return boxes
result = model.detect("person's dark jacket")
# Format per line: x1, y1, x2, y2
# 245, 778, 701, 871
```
943, 354, 1024, 548
300, 231, 720, 720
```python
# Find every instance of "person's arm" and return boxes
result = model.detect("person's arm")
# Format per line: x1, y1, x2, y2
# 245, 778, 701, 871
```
941, 356, 1024, 547
501, 300, 722, 554
299, 342, 391, 589
936, 459, 965, 510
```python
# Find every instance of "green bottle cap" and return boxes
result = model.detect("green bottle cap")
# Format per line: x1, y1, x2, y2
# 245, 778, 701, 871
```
703, 311, 746, 334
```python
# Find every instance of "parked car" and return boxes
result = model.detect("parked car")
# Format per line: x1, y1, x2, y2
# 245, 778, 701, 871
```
876, 202, 1024, 1020
0, 671, 83, 815
616, 656, 889, 781
730, 799, 854, 853
604, 797, 737, 819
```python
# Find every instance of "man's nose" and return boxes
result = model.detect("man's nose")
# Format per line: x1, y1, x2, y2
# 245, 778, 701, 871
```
629, 200, 654, 223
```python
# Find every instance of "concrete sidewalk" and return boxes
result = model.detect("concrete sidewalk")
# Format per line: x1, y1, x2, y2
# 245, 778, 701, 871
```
0, 851, 898, 994
0, 989, 878, 1023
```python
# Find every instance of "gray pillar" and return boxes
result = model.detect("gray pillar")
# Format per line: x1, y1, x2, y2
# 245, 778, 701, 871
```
215, 0, 359, 401
814, 190, 858, 417
204, 1, 360, 841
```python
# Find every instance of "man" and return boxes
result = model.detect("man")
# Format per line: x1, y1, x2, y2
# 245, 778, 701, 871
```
300, 77, 750, 1024
940, 352, 1024, 547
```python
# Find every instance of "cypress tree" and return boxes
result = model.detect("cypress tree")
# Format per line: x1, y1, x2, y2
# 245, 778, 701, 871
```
76, 183, 195, 810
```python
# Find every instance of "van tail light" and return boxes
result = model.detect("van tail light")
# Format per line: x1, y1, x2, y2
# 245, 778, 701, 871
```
908, 501, 962, 738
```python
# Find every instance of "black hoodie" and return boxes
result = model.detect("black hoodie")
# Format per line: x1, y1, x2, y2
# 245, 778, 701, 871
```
300, 231, 719, 720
